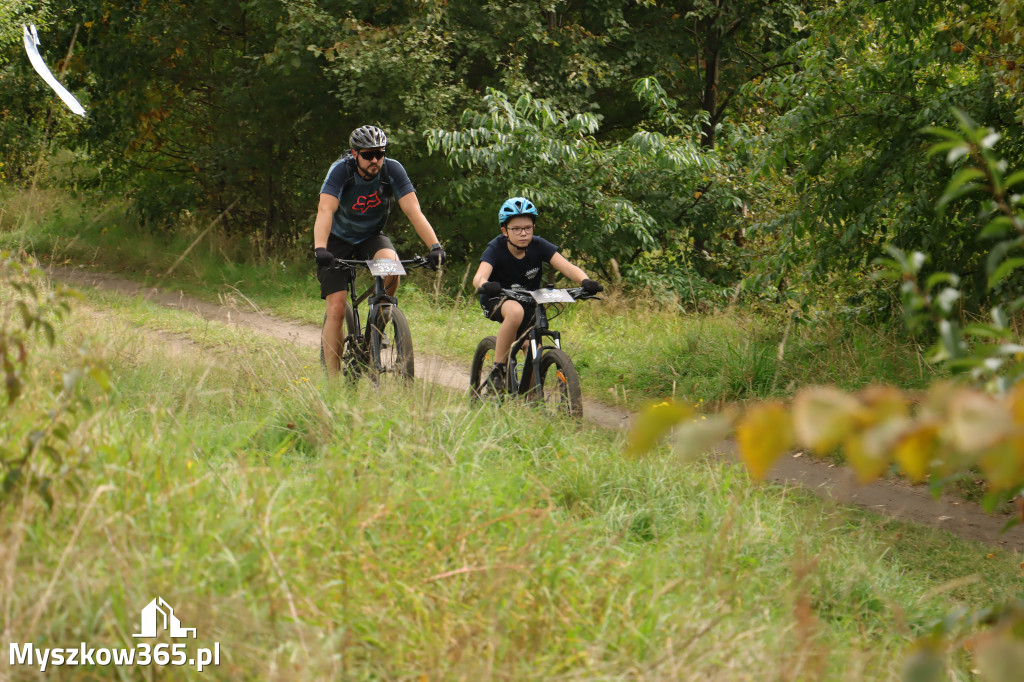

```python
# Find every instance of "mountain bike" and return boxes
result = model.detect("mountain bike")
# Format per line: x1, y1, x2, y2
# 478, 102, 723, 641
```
320, 256, 432, 380
469, 286, 598, 418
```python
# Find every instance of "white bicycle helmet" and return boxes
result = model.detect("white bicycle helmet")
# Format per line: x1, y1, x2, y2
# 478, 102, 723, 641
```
349, 125, 387, 149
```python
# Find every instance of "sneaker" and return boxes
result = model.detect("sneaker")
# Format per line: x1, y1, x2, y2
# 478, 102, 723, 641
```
485, 365, 507, 394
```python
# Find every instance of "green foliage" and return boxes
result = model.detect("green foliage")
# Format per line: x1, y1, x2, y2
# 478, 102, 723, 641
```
880, 111, 1024, 393
0, 1, 50, 66
747, 0, 1024, 314
0, 251, 109, 512
944, 0, 1024, 124
41, 0, 344, 237
676, 0, 819, 149
0, 2, 80, 184
427, 84, 751, 288
5, 0, 821, 267
631, 114, 1024, 678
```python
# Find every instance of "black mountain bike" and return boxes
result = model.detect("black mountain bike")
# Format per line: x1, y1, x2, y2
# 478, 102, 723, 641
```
320, 256, 432, 380
469, 286, 597, 418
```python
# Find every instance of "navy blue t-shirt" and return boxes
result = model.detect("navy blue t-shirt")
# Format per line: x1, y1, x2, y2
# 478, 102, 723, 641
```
479, 235, 559, 296
319, 157, 415, 244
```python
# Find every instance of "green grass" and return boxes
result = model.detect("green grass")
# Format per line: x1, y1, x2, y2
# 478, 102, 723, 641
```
1, 188, 938, 414
2, 293, 1020, 679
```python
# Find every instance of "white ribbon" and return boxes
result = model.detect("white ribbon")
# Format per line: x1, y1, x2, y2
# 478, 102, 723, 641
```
22, 24, 86, 117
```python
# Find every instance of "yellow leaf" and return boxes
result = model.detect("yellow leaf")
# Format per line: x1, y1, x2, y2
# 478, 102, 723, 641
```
672, 409, 736, 462
792, 386, 861, 454
894, 422, 940, 482
858, 384, 908, 419
626, 400, 693, 457
1007, 382, 1024, 424
737, 402, 794, 481
978, 441, 1024, 492
949, 389, 1012, 453
844, 419, 904, 484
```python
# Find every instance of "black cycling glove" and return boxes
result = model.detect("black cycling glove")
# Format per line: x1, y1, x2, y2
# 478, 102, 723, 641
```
427, 242, 446, 267
478, 281, 502, 297
581, 278, 604, 294
314, 247, 335, 268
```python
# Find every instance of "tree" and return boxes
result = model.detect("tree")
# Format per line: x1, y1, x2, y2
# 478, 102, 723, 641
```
745, 0, 1024, 313
425, 84, 732, 286
675, 0, 818, 150
0, 0, 63, 182
629, 113, 1024, 679
45, 0, 345, 239
0, 1, 49, 62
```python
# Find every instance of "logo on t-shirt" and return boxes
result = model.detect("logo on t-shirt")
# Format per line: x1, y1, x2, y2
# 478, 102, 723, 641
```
353, 192, 382, 213
525, 267, 540, 280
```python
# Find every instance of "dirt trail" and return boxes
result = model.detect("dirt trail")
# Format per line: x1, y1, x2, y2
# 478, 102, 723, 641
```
49, 266, 1024, 552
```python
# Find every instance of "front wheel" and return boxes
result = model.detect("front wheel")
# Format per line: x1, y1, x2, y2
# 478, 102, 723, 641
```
537, 348, 583, 418
369, 306, 414, 380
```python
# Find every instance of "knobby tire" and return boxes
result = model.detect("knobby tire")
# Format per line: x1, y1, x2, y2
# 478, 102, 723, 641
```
369, 306, 414, 380
537, 348, 583, 418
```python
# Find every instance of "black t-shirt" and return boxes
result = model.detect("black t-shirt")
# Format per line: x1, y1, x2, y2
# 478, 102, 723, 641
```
479, 235, 559, 296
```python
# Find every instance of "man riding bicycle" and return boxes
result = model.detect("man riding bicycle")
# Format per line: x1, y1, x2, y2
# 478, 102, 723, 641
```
471, 197, 603, 391
313, 125, 446, 376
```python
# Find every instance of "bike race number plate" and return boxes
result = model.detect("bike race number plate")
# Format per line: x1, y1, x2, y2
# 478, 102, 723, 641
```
366, 259, 407, 277
529, 288, 575, 304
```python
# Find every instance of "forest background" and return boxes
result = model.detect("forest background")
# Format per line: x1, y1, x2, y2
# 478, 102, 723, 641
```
1, 0, 1019, 314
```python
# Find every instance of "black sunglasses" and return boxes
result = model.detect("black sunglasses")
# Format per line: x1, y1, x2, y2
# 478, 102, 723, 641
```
357, 150, 385, 161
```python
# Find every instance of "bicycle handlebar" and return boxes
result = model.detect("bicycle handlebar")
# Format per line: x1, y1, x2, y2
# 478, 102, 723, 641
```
329, 255, 435, 272
495, 287, 599, 303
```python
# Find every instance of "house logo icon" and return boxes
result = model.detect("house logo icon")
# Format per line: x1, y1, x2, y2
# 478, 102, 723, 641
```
133, 597, 197, 639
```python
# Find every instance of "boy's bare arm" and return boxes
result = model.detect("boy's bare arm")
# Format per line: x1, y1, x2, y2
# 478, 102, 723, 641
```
472, 262, 494, 289
549, 253, 588, 284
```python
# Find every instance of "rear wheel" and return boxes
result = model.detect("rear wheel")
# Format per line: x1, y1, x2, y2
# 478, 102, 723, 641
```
369, 305, 414, 380
469, 336, 499, 400
537, 348, 583, 418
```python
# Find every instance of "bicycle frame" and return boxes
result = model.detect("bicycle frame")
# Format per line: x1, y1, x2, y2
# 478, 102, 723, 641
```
342, 261, 399, 356
326, 256, 429, 373
502, 288, 585, 396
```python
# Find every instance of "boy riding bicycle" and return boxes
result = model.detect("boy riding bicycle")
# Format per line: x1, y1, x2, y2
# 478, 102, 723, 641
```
471, 197, 603, 391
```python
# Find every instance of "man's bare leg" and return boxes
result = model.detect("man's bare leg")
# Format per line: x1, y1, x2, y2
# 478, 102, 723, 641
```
323, 289, 348, 376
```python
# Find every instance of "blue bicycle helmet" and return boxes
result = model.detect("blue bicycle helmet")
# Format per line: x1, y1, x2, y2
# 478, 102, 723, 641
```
498, 197, 538, 227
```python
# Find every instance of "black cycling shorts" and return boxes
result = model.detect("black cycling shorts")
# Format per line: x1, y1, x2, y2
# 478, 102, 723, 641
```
481, 295, 535, 343
317, 233, 396, 299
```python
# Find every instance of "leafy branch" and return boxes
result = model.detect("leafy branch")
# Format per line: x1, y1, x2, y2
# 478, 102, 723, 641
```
625, 110, 1024, 678
1, 252, 110, 515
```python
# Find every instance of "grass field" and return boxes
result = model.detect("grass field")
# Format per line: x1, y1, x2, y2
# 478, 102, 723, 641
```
1, 289, 1020, 680
2, 190, 1021, 679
